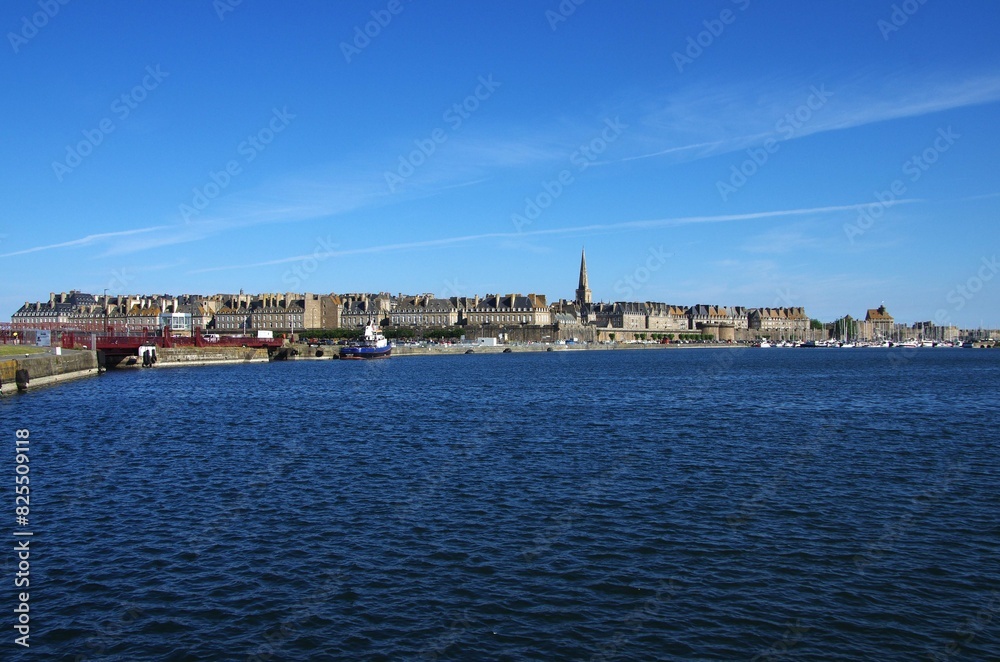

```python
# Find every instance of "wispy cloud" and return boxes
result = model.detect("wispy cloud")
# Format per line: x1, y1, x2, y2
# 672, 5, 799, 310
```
445, 137, 566, 170
8, 72, 988, 263
609, 72, 1000, 166
958, 191, 1000, 202
818, 74, 1000, 130
594, 139, 723, 165
3, 174, 390, 259
191, 199, 919, 274
1, 226, 171, 258
741, 223, 826, 254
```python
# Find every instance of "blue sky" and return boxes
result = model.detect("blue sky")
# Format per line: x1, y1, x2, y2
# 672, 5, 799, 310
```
2, 0, 999, 327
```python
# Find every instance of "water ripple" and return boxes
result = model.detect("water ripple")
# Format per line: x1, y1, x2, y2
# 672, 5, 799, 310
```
4, 350, 999, 659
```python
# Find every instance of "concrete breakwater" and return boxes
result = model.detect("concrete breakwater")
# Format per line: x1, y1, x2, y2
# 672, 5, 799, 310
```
0, 350, 99, 395
1, 346, 271, 394
132, 346, 272, 367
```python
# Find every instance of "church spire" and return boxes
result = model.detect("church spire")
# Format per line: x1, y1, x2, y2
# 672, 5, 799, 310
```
576, 248, 592, 304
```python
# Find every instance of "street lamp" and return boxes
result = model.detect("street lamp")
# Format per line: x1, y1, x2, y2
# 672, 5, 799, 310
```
103, 288, 108, 335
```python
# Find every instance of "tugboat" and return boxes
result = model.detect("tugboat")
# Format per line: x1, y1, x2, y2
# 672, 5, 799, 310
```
340, 319, 392, 359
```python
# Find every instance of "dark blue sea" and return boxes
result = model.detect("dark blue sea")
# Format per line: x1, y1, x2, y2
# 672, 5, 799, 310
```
3, 348, 1000, 660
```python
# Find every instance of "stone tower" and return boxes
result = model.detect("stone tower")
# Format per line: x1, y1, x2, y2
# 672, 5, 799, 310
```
575, 248, 592, 305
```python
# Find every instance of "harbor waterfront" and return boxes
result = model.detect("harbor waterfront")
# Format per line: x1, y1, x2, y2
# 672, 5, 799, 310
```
4, 349, 998, 659
7, 254, 993, 359
8, 256, 990, 349
5, 3, 1000, 659
4, 340, 996, 395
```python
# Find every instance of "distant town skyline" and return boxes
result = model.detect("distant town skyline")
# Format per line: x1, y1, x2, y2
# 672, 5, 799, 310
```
2, 2, 999, 327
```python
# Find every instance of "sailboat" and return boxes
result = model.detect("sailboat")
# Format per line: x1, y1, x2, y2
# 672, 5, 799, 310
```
839, 317, 855, 348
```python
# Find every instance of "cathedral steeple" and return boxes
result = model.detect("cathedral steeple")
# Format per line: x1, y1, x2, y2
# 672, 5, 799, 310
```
575, 248, 592, 304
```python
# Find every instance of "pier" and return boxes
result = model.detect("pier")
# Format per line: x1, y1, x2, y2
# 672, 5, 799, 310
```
58, 327, 284, 369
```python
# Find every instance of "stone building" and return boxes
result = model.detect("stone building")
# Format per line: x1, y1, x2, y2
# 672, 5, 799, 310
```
341, 293, 391, 328
864, 305, 894, 340
13, 292, 229, 335
748, 307, 810, 339
11, 296, 69, 331
250, 294, 305, 333
688, 305, 748, 331
589, 302, 749, 336
11, 291, 100, 331
299, 293, 339, 330
12, 250, 828, 343
590, 302, 647, 330
214, 304, 252, 333
550, 300, 584, 328
124, 300, 163, 333
10, 291, 194, 334
104, 302, 129, 333
465, 293, 551, 326
645, 303, 691, 331
320, 294, 343, 329
390, 294, 459, 327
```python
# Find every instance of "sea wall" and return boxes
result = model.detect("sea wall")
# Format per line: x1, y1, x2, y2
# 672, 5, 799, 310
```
154, 346, 272, 366
0, 350, 99, 394
458, 324, 598, 343
370, 342, 740, 357
283, 340, 746, 359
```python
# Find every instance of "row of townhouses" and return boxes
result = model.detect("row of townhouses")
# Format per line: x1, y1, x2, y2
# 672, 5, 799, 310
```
8, 289, 876, 340
10, 254, 959, 341
9, 292, 961, 342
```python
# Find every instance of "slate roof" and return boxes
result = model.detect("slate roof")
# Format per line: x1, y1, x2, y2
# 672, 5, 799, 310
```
866, 306, 893, 321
